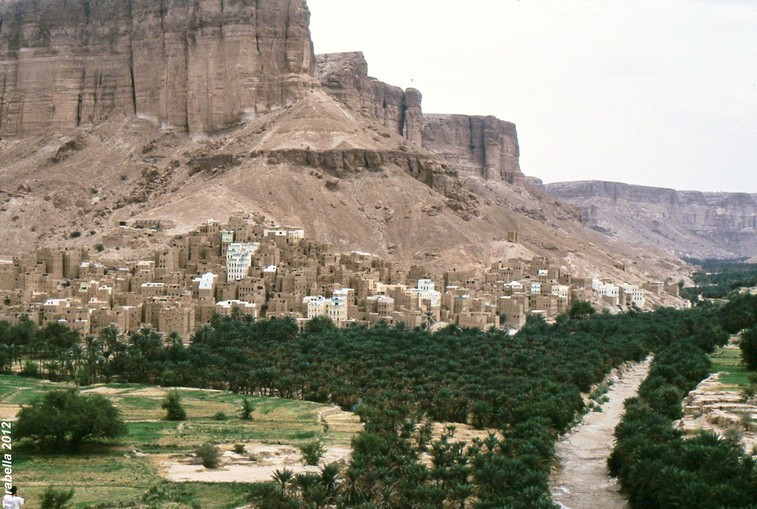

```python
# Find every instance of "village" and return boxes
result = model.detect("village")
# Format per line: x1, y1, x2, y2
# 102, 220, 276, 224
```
0, 215, 682, 340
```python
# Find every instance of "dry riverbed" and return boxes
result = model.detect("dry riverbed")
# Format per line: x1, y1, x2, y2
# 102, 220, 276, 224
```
550, 357, 652, 509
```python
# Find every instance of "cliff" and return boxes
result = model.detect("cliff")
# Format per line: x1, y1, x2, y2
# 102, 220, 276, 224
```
422, 114, 523, 184
545, 181, 757, 258
315, 51, 523, 185
315, 52, 422, 144
0, 0, 315, 136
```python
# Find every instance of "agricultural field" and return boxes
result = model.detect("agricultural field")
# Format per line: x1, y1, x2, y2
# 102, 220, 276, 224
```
0, 375, 360, 508
710, 342, 754, 388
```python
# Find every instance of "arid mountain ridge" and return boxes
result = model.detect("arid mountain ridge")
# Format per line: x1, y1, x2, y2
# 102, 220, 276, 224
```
0, 0, 697, 295
544, 181, 757, 259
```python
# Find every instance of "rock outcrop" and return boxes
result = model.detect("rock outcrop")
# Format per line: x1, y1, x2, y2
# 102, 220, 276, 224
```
316, 52, 422, 143
545, 181, 757, 258
315, 51, 524, 185
0, 0, 315, 136
422, 114, 523, 185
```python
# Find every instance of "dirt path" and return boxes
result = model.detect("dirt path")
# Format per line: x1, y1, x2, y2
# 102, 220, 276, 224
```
550, 356, 652, 509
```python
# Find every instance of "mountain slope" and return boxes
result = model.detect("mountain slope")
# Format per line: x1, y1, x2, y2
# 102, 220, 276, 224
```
0, 0, 693, 298
545, 181, 757, 259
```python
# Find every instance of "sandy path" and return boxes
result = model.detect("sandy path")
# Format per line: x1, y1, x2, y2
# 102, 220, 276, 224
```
550, 356, 652, 509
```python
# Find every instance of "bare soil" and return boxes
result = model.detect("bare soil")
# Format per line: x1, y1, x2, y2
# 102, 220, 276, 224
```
159, 443, 352, 483
550, 357, 652, 509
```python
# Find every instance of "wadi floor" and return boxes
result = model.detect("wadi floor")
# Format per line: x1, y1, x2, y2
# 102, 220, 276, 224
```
0, 375, 361, 508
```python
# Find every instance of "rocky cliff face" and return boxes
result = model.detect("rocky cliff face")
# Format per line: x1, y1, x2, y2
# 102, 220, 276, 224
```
545, 181, 757, 258
315, 51, 523, 185
315, 52, 422, 144
0, 0, 315, 136
421, 114, 523, 184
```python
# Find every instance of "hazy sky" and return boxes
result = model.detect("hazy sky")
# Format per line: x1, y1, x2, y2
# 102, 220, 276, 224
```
308, 0, 757, 193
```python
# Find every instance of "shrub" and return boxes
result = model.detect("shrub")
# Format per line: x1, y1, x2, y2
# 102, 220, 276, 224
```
233, 443, 246, 454
213, 411, 228, 421
69, 231, 81, 238
140, 482, 200, 508
16, 390, 126, 450
161, 390, 187, 421
40, 486, 75, 509
299, 440, 325, 466
194, 443, 221, 469
240, 398, 255, 420
20, 360, 40, 378
568, 300, 595, 320
739, 325, 757, 371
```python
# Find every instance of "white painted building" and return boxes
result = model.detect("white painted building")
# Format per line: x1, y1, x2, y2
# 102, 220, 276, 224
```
592, 279, 620, 306
303, 294, 348, 323
412, 279, 442, 308
621, 284, 646, 309
263, 228, 304, 242
226, 243, 259, 282
195, 272, 217, 291
551, 284, 570, 299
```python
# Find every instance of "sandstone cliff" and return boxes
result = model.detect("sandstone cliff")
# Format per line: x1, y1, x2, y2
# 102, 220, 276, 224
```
545, 181, 757, 258
422, 114, 523, 184
0, 0, 315, 136
315, 51, 523, 185
316, 52, 422, 144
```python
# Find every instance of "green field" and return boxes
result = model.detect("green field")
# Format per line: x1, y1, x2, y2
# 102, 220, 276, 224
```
709, 345, 753, 388
0, 375, 357, 508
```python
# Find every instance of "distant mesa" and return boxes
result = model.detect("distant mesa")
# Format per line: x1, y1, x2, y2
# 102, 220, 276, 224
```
545, 181, 757, 259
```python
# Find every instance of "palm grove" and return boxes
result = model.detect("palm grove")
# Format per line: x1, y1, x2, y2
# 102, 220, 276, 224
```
2, 290, 756, 508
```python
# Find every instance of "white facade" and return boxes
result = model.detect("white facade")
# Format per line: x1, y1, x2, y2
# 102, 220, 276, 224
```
303, 294, 348, 323
221, 231, 234, 244
226, 243, 259, 282
263, 228, 304, 242
413, 279, 441, 308
195, 272, 217, 291
551, 285, 570, 299
592, 279, 619, 297
622, 284, 645, 308
504, 281, 524, 292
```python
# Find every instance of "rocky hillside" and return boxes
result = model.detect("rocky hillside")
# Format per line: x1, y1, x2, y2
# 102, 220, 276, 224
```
0, 0, 692, 293
544, 181, 757, 259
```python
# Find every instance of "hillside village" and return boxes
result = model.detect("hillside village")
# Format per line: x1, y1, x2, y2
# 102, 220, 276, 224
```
0, 215, 682, 340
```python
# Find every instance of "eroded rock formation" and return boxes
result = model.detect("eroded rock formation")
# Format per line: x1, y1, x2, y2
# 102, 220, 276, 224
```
316, 52, 422, 143
0, 0, 315, 136
315, 51, 524, 185
422, 114, 523, 185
